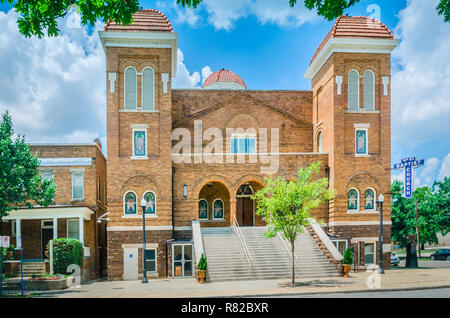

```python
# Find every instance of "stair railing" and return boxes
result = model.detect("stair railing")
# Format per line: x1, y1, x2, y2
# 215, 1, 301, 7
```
232, 215, 255, 278
277, 232, 296, 261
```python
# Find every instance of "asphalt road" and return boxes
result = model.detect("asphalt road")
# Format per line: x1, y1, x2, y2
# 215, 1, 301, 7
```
394, 260, 450, 269
271, 287, 450, 298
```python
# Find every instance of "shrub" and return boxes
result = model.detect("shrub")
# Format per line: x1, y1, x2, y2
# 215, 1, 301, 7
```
197, 253, 207, 271
343, 248, 353, 265
46, 238, 83, 274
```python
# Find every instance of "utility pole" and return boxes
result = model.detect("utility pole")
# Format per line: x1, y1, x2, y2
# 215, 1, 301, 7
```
415, 198, 421, 258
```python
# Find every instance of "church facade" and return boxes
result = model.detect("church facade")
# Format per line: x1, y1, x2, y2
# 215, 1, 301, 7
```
99, 10, 398, 280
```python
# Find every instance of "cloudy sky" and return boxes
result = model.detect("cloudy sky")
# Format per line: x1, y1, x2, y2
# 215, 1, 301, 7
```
0, 0, 449, 186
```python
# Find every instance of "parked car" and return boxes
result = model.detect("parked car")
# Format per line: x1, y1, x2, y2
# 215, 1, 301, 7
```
430, 249, 450, 260
390, 253, 400, 266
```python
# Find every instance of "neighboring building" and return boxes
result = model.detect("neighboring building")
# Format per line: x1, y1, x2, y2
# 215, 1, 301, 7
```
1, 141, 107, 281
99, 10, 398, 280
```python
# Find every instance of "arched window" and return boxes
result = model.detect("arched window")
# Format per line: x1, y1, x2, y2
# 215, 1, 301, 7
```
236, 184, 253, 196
348, 188, 359, 211
364, 70, 375, 111
364, 188, 376, 211
348, 70, 360, 110
142, 67, 155, 110
198, 199, 208, 220
213, 199, 224, 220
317, 131, 323, 153
143, 191, 156, 214
124, 67, 137, 109
124, 191, 137, 215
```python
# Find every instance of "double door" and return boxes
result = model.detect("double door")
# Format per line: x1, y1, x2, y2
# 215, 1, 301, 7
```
236, 197, 254, 226
173, 244, 193, 277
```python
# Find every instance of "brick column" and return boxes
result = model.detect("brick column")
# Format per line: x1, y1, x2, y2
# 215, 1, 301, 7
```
230, 198, 236, 223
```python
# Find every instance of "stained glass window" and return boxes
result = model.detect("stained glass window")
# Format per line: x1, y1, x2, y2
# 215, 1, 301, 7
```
348, 189, 359, 210
133, 130, 146, 157
355, 130, 367, 155
198, 199, 208, 219
365, 189, 375, 210
124, 192, 137, 215
143, 191, 156, 214
213, 199, 224, 219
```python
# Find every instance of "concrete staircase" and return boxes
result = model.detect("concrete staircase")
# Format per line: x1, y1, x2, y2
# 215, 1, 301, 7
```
13, 261, 47, 277
201, 226, 339, 281
201, 227, 253, 281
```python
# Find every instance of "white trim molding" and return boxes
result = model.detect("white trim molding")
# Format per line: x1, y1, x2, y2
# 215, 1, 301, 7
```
40, 158, 92, 167
162, 73, 169, 93
108, 72, 116, 93
382, 76, 390, 96
107, 226, 173, 231
304, 37, 399, 79
335, 75, 343, 95
4, 207, 93, 221
98, 31, 178, 77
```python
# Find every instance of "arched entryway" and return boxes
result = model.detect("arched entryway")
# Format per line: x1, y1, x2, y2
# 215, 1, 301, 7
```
235, 182, 264, 226
198, 181, 231, 226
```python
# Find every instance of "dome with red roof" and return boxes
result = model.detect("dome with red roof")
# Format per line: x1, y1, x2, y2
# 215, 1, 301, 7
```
104, 9, 173, 33
202, 69, 247, 90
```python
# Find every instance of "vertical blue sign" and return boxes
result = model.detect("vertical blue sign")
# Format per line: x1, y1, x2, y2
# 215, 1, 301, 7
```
393, 157, 424, 199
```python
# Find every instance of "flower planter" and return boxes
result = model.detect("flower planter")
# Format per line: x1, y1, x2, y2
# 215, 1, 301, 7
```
343, 264, 351, 278
197, 270, 206, 284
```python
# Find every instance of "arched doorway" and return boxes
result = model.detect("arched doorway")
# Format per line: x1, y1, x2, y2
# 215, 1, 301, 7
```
198, 181, 231, 226
236, 183, 255, 226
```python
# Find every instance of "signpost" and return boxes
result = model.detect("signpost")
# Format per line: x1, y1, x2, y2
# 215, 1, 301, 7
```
393, 157, 424, 257
0, 236, 10, 296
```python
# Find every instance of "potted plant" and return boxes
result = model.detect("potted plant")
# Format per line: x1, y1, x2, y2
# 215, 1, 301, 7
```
342, 248, 353, 278
197, 253, 207, 284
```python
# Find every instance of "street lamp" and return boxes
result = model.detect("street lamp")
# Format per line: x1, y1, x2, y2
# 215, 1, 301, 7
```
376, 193, 385, 274
140, 197, 150, 283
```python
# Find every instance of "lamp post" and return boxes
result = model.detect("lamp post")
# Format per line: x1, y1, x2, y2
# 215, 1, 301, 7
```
376, 193, 385, 274
140, 198, 149, 283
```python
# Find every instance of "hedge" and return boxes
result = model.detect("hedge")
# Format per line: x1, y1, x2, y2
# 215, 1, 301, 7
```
46, 238, 83, 274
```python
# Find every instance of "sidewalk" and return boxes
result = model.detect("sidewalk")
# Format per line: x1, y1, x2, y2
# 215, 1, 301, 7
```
24, 267, 450, 298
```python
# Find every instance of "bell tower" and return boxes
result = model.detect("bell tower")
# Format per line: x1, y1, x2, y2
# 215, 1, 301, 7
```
305, 15, 398, 268
99, 9, 178, 280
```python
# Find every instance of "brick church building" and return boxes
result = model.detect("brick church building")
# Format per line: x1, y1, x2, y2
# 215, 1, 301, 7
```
97, 10, 398, 281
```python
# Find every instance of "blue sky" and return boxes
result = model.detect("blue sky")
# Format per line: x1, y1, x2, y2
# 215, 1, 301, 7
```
0, 0, 449, 187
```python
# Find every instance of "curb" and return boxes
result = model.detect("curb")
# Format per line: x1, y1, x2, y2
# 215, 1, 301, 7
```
202, 284, 450, 298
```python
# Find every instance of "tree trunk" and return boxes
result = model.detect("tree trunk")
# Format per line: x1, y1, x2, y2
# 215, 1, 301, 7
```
291, 240, 295, 287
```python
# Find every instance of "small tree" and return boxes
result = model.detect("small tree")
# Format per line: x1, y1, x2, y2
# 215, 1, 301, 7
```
197, 253, 207, 271
46, 238, 83, 275
252, 162, 334, 286
342, 248, 353, 265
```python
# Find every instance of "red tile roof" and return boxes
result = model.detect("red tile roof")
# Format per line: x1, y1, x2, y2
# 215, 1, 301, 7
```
104, 9, 174, 33
310, 15, 394, 65
202, 69, 247, 89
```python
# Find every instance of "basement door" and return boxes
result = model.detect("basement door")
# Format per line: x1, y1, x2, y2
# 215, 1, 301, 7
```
172, 244, 193, 278
123, 247, 138, 280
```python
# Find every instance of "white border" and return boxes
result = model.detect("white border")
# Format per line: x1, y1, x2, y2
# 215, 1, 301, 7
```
348, 69, 360, 110
355, 127, 369, 157
131, 128, 148, 159
363, 70, 376, 111
172, 243, 193, 278
198, 198, 208, 220
364, 187, 377, 211
66, 219, 79, 240
347, 187, 360, 212
71, 171, 84, 201
143, 190, 157, 217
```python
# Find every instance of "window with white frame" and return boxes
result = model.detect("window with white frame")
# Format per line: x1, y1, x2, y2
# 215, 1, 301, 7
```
213, 199, 224, 220
230, 135, 256, 154
124, 191, 137, 215
143, 191, 156, 215
142, 67, 155, 110
363, 70, 375, 111
67, 219, 80, 240
364, 242, 376, 265
132, 128, 147, 158
348, 70, 360, 110
348, 188, 359, 211
71, 170, 84, 201
124, 67, 137, 109
198, 199, 208, 220
332, 240, 348, 257
364, 188, 376, 211
144, 249, 156, 273
355, 128, 368, 156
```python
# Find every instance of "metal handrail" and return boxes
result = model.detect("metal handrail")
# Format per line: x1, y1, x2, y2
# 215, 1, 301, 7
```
232, 215, 255, 278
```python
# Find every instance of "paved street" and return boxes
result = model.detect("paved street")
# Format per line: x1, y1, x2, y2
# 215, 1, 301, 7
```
13, 267, 449, 298
396, 260, 450, 269
270, 287, 450, 298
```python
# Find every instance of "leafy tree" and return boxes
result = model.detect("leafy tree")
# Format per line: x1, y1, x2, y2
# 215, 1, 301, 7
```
0, 111, 56, 223
1, 0, 140, 37
46, 238, 83, 274
177, 0, 450, 23
391, 181, 442, 249
251, 162, 334, 286
428, 177, 450, 235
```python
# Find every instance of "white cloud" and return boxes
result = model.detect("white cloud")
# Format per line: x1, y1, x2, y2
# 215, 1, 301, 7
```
391, 0, 450, 146
0, 9, 106, 145
420, 157, 439, 184
201, 66, 213, 84
391, 173, 403, 184
172, 49, 201, 88
438, 153, 450, 181
157, 1, 201, 27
